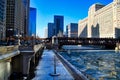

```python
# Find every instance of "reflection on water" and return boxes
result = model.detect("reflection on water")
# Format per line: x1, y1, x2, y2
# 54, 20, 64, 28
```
60, 46, 120, 80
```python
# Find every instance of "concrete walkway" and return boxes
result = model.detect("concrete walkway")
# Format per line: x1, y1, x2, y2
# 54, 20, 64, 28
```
32, 50, 74, 80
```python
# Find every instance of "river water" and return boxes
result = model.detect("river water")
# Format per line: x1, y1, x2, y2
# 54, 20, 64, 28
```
59, 45, 120, 80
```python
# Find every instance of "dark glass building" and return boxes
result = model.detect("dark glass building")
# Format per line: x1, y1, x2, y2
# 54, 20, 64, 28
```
54, 15, 64, 37
29, 7, 36, 37
6, 0, 30, 38
48, 23, 54, 38
66, 23, 78, 37
0, 0, 6, 39
6, 0, 15, 37
23, 0, 30, 36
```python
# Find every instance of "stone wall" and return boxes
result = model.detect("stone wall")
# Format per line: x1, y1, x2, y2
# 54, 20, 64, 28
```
78, 17, 88, 37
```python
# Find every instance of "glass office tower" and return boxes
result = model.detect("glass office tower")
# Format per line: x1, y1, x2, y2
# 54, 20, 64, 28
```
29, 7, 36, 37
48, 23, 54, 38
54, 15, 64, 37
0, 0, 6, 39
66, 23, 78, 37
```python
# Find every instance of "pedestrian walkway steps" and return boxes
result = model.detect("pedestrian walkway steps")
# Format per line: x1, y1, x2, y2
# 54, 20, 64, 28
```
32, 50, 74, 80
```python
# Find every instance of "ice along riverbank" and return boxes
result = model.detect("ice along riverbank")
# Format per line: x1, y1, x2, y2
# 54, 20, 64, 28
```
59, 45, 120, 80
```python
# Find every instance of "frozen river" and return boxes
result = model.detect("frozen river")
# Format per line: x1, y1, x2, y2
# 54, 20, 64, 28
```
60, 45, 120, 80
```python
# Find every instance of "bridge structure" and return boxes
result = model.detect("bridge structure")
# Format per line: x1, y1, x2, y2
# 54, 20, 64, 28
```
1, 37, 120, 80
51, 37, 120, 49
0, 44, 44, 80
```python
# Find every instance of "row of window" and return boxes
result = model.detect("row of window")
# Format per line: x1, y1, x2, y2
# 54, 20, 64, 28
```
7, 0, 15, 5
0, 0, 5, 22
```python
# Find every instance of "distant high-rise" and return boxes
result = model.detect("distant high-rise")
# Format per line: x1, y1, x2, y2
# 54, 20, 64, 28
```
48, 23, 54, 38
6, 0, 30, 37
0, 0, 6, 39
54, 15, 64, 37
23, 0, 30, 36
44, 27, 48, 38
66, 23, 78, 37
66, 26, 68, 37
29, 7, 36, 37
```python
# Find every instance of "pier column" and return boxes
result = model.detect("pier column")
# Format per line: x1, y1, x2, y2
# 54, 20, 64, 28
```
115, 43, 120, 50
52, 36, 58, 45
20, 51, 34, 77
11, 55, 22, 74
22, 53, 33, 76
0, 60, 11, 80
11, 51, 34, 78
52, 36, 60, 49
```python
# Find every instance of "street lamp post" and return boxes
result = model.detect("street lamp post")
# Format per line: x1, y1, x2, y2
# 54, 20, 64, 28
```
32, 34, 35, 45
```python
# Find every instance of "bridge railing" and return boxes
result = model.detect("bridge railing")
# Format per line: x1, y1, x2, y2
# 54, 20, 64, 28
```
54, 37, 120, 49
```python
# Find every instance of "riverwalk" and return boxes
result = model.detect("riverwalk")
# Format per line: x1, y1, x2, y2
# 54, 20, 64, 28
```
33, 50, 74, 80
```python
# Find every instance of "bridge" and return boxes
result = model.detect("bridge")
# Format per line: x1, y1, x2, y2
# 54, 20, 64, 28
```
0, 44, 44, 80
1, 37, 120, 80
51, 37, 120, 49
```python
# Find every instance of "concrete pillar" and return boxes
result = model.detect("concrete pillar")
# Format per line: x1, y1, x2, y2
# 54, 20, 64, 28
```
115, 43, 120, 50
0, 60, 11, 80
52, 36, 58, 45
52, 36, 55, 44
11, 55, 22, 73
10, 44, 44, 79
22, 54, 32, 76
11, 52, 34, 78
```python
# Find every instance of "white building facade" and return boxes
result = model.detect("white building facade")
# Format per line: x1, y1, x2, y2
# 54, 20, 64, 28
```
78, 0, 120, 38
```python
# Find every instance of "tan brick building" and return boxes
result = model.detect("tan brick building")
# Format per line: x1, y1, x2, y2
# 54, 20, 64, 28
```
78, 0, 120, 38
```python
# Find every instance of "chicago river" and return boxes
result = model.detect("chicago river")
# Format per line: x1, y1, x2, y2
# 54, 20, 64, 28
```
60, 45, 120, 80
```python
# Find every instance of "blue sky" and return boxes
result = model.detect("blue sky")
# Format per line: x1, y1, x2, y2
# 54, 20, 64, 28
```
30, 0, 113, 38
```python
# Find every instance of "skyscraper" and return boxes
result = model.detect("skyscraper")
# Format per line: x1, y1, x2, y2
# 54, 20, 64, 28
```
54, 15, 64, 37
6, 0, 14, 37
6, 0, 30, 37
29, 7, 36, 37
66, 23, 78, 37
44, 27, 48, 38
0, 0, 6, 39
23, 0, 30, 36
48, 23, 54, 38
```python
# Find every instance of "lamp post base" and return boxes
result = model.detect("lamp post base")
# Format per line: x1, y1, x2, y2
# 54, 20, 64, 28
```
49, 73, 60, 76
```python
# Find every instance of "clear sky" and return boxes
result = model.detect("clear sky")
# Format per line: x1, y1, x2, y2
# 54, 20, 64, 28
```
30, 0, 113, 38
